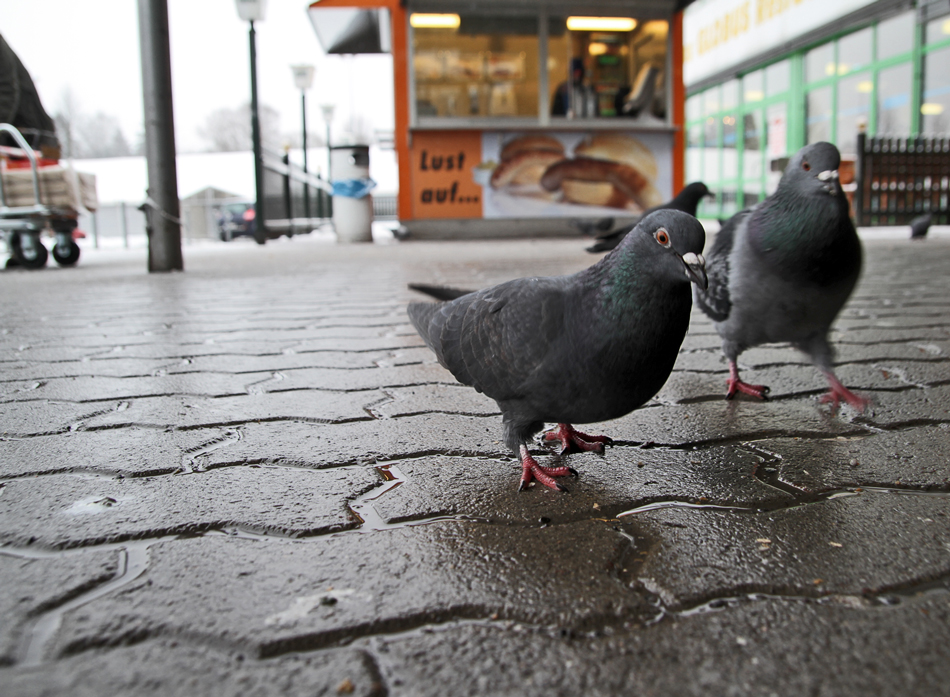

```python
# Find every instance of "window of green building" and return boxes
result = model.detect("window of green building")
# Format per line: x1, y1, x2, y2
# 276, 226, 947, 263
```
921, 45, 950, 133
683, 8, 946, 220
922, 12, 950, 133
807, 85, 833, 143
688, 62, 790, 217
878, 62, 913, 134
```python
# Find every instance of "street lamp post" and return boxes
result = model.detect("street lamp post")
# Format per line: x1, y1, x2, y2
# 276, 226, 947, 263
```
235, 0, 267, 245
291, 65, 315, 222
320, 104, 335, 184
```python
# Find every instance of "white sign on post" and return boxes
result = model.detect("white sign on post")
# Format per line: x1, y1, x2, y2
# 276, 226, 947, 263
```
683, 0, 877, 86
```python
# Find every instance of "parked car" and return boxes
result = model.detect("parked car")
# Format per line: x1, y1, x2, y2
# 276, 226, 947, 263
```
215, 202, 256, 241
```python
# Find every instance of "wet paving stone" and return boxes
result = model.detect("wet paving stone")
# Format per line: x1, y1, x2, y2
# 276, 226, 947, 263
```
0, 550, 119, 665
0, 464, 378, 548
1, 236, 949, 694
196, 414, 511, 470
371, 446, 791, 525
754, 425, 950, 492
624, 492, 950, 609
78, 390, 389, 430
368, 591, 950, 697
0, 372, 274, 404
49, 520, 644, 659
0, 427, 230, 479
2, 640, 383, 697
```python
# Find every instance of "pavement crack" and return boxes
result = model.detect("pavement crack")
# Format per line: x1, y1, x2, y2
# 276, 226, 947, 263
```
245, 372, 286, 396
363, 391, 395, 419
640, 569, 950, 628
177, 429, 243, 474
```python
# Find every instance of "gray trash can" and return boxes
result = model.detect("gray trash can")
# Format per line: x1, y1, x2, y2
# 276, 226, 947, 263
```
331, 145, 374, 243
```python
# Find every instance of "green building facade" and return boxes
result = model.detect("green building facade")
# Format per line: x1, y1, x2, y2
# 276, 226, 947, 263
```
683, 0, 950, 218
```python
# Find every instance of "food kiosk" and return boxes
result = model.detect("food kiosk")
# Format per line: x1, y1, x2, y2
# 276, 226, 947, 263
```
308, 0, 688, 238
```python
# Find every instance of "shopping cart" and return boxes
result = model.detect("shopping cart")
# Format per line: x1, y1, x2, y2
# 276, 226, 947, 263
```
0, 123, 89, 269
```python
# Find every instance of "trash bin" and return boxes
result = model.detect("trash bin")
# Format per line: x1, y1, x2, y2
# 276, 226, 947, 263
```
331, 145, 375, 243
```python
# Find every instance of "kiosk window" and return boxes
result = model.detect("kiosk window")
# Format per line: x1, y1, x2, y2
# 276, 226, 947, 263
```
410, 13, 668, 122
411, 14, 541, 118
550, 18, 668, 120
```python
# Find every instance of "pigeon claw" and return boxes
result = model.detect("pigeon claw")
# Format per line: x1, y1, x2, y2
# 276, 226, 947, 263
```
544, 423, 612, 455
726, 362, 770, 401
725, 379, 771, 401
519, 445, 573, 492
820, 373, 869, 413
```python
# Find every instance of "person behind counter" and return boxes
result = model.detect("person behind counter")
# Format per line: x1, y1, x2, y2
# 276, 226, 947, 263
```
551, 58, 598, 118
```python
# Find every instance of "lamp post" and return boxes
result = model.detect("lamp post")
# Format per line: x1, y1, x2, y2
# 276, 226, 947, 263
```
320, 103, 335, 184
291, 64, 315, 221
235, 0, 267, 245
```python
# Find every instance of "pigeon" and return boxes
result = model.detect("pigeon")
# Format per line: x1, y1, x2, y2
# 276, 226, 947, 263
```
694, 141, 867, 411
571, 217, 615, 237
910, 213, 932, 240
408, 210, 708, 492
586, 182, 711, 253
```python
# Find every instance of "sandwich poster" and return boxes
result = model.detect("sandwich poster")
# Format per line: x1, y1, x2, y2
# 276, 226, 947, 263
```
479, 131, 672, 219
409, 130, 673, 220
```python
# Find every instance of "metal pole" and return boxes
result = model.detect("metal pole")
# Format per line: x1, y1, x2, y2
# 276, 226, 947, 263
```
137, 0, 183, 271
326, 121, 332, 182
281, 151, 291, 235
325, 117, 332, 219
301, 91, 310, 222
91, 210, 99, 249
121, 201, 129, 248
249, 20, 266, 245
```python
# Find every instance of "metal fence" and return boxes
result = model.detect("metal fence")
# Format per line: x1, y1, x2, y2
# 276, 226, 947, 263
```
854, 133, 950, 226
75, 152, 398, 246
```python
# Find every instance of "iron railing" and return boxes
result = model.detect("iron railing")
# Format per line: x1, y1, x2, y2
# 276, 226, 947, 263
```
854, 133, 950, 226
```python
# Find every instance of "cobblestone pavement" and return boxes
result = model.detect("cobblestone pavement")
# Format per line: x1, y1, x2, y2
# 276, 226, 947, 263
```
1, 235, 949, 696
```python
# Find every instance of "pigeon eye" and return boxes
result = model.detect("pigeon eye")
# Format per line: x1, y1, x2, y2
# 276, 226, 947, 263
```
802, 161, 811, 171
654, 229, 671, 247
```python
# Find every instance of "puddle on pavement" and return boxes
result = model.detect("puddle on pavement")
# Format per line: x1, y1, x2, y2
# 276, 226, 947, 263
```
0, 535, 178, 667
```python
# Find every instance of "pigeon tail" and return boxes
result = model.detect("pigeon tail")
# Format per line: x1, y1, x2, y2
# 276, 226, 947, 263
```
408, 283, 473, 301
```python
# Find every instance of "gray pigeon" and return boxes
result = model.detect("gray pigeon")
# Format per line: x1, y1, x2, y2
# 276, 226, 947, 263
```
694, 142, 867, 411
408, 210, 708, 491
586, 182, 711, 253
910, 213, 932, 240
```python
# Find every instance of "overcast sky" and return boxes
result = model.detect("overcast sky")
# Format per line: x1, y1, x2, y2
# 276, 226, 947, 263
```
0, 0, 395, 153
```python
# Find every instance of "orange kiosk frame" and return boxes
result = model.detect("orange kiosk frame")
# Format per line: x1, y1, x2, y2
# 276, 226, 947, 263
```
309, 0, 686, 238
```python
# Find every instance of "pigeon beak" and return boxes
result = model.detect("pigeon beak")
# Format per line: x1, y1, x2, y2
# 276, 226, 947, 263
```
818, 169, 839, 195
681, 252, 707, 290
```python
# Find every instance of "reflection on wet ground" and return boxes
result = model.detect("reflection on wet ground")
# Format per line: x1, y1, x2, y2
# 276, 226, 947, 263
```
1, 237, 949, 695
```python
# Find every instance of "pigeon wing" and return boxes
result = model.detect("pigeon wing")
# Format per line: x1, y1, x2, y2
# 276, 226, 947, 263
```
695, 211, 748, 322
413, 278, 567, 401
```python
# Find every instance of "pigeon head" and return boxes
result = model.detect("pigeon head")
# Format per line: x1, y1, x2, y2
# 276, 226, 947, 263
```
781, 142, 842, 197
628, 209, 708, 289
682, 181, 711, 202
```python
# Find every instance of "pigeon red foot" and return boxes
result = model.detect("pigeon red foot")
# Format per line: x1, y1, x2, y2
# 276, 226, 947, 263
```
820, 372, 868, 412
725, 361, 770, 400
518, 445, 576, 492
543, 422, 612, 454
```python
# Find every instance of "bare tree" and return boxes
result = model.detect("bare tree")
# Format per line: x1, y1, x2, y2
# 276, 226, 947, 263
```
52, 88, 81, 158
52, 88, 132, 159
76, 112, 132, 158
197, 102, 283, 153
